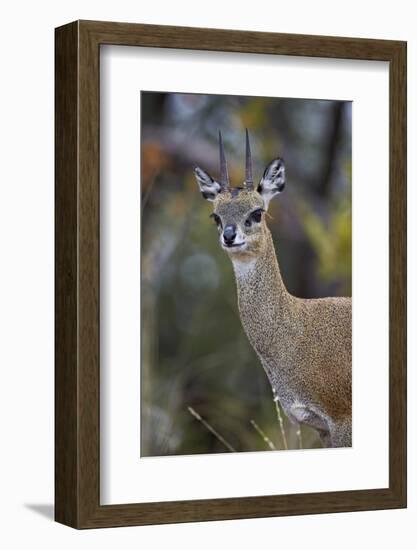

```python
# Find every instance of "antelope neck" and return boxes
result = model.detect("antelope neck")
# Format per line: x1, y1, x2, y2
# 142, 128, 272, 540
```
231, 228, 294, 319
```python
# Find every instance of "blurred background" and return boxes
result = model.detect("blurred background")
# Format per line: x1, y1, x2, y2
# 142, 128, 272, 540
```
140, 91, 351, 457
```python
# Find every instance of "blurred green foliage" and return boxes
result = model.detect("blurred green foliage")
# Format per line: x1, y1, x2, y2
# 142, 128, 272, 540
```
140, 92, 352, 456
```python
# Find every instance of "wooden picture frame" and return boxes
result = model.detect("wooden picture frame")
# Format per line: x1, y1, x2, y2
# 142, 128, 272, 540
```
55, 20, 407, 529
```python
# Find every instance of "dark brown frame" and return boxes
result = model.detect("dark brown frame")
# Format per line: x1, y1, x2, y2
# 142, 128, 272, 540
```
55, 20, 407, 529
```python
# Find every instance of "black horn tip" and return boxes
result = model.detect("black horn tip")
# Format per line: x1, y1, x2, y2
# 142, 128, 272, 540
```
218, 129, 229, 190
245, 129, 254, 190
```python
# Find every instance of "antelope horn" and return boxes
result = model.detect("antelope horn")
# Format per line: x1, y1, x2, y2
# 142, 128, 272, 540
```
245, 129, 254, 190
218, 131, 229, 191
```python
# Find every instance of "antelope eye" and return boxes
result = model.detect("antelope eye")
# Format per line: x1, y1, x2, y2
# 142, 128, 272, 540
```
245, 208, 264, 227
210, 213, 222, 228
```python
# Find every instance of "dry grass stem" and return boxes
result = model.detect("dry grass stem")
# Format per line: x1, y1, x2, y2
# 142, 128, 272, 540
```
296, 424, 303, 449
274, 400, 288, 450
187, 406, 236, 452
250, 419, 276, 450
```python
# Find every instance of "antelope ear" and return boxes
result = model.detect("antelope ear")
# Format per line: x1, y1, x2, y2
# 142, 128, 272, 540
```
194, 167, 222, 202
257, 158, 285, 209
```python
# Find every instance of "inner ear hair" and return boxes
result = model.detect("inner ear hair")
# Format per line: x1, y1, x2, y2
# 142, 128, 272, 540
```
194, 166, 222, 201
257, 158, 286, 207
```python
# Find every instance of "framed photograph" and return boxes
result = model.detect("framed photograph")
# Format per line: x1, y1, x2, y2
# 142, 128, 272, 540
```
55, 20, 406, 528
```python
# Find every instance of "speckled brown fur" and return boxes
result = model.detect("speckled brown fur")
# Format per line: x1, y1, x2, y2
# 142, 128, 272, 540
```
195, 169, 352, 448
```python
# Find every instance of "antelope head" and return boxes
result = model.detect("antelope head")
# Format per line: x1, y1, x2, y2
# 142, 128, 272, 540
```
194, 130, 286, 259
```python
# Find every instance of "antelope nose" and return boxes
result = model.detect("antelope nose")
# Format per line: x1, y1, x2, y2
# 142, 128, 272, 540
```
223, 224, 237, 244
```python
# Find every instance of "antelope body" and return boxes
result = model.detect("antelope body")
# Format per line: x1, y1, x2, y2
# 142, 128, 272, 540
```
194, 131, 352, 448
